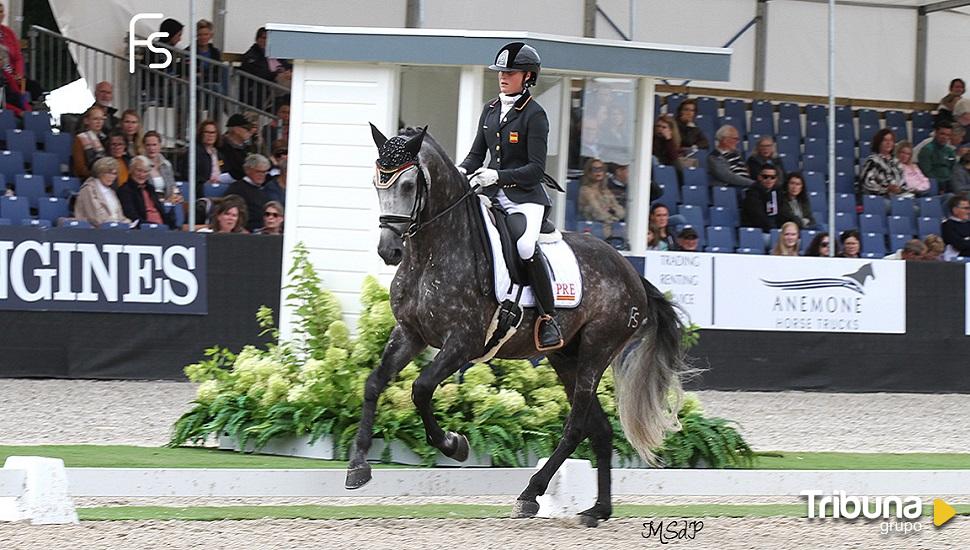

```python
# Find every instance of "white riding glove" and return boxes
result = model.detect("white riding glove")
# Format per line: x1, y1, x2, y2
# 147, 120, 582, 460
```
470, 168, 499, 188
456, 165, 467, 176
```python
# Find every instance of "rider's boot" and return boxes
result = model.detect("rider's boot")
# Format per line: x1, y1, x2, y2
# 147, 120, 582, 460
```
525, 253, 564, 352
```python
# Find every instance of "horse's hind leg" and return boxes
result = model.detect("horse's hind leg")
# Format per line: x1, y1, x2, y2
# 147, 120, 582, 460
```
345, 325, 425, 489
410, 344, 477, 461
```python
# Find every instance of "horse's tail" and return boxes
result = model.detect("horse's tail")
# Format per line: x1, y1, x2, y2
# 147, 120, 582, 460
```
611, 277, 693, 465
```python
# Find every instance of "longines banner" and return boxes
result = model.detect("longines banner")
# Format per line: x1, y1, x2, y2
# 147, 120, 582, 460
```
643, 252, 906, 333
0, 227, 206, 314
713, 255, 905, 333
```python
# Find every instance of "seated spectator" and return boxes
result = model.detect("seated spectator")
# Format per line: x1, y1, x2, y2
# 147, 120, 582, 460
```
884, 239, 926, 261
225, 153, 272, 232
255, 200, 284, 235
741, 165, 782, 231
674, 226, 700, 252
895, 141, 930, 196
649, 203, 678, 250
74, 157, 130, 226
118, 155, 176, 229
805, 232, 831, 257
119, 109, 145, 157
950, 152, 970, 195
942, 194, 970, 257
647, 224, 668, 251
74, 81, 117, 134
219, 114, 254, 180
955, 99, 970, 145
72, 106, 107, 178
192, 119, 223, 198
708, 125, 754, 188
675, 99, 709, 150
264, 139, 288, 206
199, 194, 247, 233
747, 136, 785, 182
771, 221, 800, 256
936, 78, 965, 125
578, 157, 624, 224
142, 131, 178, 199
924, 234, 945, 261
917, 120, 956, 189
262, 96, 290, 149
779, 172, 818, 230
106, 132, 130, 187
652, 115, 680, 167
837, 229, 861, 258
858, 128, 905, 196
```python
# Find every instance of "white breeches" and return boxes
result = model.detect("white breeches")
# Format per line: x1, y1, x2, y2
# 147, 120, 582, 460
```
497, 189, 545, 260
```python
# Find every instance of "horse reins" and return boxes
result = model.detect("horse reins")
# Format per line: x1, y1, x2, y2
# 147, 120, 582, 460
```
377, 163, 481, 239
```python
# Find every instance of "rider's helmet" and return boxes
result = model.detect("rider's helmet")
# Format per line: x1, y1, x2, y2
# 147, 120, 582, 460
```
488, 42, 541, 87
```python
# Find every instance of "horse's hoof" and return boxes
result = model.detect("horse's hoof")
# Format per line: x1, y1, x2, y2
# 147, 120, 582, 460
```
510, 499, 539, 519
344, 464, 372, 490
444, 432, 470, 462
577, 513, 600, 528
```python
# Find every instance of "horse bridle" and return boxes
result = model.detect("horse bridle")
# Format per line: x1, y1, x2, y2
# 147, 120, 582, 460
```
375, 160, 479, 239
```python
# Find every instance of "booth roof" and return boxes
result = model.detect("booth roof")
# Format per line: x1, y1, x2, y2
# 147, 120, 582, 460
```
265, 25, 731, 82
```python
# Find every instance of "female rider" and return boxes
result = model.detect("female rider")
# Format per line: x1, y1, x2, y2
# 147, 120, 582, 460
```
458, 42, 562, 351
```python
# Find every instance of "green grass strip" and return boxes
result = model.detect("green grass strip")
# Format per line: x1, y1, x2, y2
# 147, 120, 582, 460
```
1, 445, 969, 470
76, 504, 970, 522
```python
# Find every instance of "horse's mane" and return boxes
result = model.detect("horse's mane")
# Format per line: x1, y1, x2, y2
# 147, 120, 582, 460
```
398, 126, 456, 167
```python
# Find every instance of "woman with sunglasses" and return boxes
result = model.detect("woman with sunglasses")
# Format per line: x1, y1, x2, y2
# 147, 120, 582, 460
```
805, 232, 832, 257
256, 200, 284, 235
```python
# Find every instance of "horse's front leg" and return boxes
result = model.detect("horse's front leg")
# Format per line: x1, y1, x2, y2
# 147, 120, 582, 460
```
345, 325, 426, 489
410, 343, 477, 461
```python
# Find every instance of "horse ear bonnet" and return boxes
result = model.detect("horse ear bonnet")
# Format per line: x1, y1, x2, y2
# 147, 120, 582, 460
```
370, 122, 388, 148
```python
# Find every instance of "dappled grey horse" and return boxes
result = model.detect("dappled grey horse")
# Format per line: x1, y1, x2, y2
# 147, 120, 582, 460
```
345, 125, 689, 526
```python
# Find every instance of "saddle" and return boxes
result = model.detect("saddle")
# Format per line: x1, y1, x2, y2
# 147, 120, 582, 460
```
486, 203, 556, 285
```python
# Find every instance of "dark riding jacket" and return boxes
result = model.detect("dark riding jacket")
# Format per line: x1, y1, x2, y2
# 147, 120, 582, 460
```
460, 89, 551, 207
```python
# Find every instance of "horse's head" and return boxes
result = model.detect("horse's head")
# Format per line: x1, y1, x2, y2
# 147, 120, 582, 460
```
370, 123, 427, 265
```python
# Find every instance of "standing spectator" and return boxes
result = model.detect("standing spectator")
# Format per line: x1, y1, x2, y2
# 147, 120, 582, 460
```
0, 2, 28, 115
949, 152, 970, 195
708, 125, 754, 188
262, 97, 290, 150
923, 234, 945, 261
918, 120, 956, 189
192, 19, 223, 90
201, 194, 247, 233
225, 154, 272, 232
674, 226, 700, 252
652, 115, 680, 166
884, 239, 926, 261
264, 139, 288, 206
192, 119, 223, 198
239, 27, 291, 109
805, 232, 832, 257
142, 131, 178, 199
578, 157, 624, 224
895, 141, 930, 196
219, 114, 253, 180
779, 172, 818, 230
859, 129, 905, 197
838, 229, 862, 258
741, 165, 782, 231
256, 201, 284, 235
118, 156, 176, 229
747, 136, 785, 182
71, 106, 107, 178
106, 132, 130, 187
74, 158, 130, 226
937, 78, 965, 124
649, 203, 678, 250
675, 99, 709, 150
771, 221, 800, 256
119, 109, 145, 157
942, 194, 970, 257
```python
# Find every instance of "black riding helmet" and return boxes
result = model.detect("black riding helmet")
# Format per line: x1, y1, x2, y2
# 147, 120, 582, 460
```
488, 42, 540, 87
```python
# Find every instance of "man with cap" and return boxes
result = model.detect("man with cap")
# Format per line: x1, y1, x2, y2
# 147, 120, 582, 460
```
219, 113, 255, 180
675, 226, 700, 252
458, 42, 563, 351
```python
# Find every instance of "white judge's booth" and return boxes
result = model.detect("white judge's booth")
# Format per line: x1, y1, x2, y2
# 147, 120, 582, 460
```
265, 25, 731, 335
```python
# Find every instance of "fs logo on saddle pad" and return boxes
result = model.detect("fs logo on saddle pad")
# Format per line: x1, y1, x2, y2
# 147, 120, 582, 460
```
478, 199, 583, 309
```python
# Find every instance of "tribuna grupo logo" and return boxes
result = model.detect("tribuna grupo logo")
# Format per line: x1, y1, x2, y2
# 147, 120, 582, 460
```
801, 490, 957, 535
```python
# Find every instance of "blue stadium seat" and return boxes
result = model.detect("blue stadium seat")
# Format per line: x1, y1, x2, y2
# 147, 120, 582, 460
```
804, 137, 826, 158
707, 225, 737, 249
666, 94, 685, 115
802, 154, 825, 173
709, 206, 738, 227
31, 152, 61, 180
140, 222, 169, 231
679, 204, 705, 228
891, 196, 916, 220
769, 227, 781, 250
736, 247, 764, 255
858, 124, 878, 147
712, 186, 738, 210
859, 213, 886, 234
835, 139, 854, 159
805, 120, 827, 139
777, 153, 798, 174
693, 148, 709, 170
835, 122, 854, 142
738, 226, 765, 252
912, 111, 933, 130
778, 102, 799, 121
862, 194, 887, 216
836, 193, 856, 214
22, 112, 52, 143
861, 232, 886, 257
723, 99, 746, 122
808, 191, 827, 213
5, 129, 36, 158
59, 218, 93, 229
859, 141, 872, 159
835, 105, 853, 124
889, 233, 910, 252
51, 176, 81, 198
720, 115, 746, 139
696, 97, 719, 120
44, 133, 73, 166
918, 216, 939, 238
776, 134, 799, 159
0, 196, 29, 221
100, 221, 130, 230
682, 184, 709, 207
805, 104, 827, 123
835, 155, 853, 175
913, 126, 931, 144
884, 111, 908, 141
777, 118, 800, 141
682, 167, 707, 188
857, 109, 879, 128
834, 211, 858, 233
803, 171, 826, 195
751, 100, 773, 120
918, 196, 943, 219
14, 174, 46, 208
749, 117, 773, 138
37, 197, 69, 224
653, 164, 678, 188
656, 183, 680, 206
21, 218, 51, 229
0, 150, 25, 180
800, 229, 820, 254
888, 215, 916, 236
203, 182, 228, 198
693, 114, 715, 146
0, 110, 16, 133
0, 217, 9, 225
834, 171, 855, 194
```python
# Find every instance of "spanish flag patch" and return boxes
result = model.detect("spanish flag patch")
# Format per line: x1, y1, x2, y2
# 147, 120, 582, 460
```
509, 132, 519, 143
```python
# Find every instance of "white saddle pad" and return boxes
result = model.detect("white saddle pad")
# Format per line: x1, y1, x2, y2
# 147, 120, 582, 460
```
478, 197, 582, 309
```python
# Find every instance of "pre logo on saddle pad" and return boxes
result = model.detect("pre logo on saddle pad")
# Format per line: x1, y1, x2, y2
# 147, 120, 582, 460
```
477, 198, 583, 309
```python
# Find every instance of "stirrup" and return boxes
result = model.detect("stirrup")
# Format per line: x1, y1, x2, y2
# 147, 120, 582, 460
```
534, 314, 564, 352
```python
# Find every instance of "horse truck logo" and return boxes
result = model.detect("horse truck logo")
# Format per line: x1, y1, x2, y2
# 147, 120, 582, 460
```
129, 13, 171, 73
761, 263, 875, 295
760, 263, 877, 331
